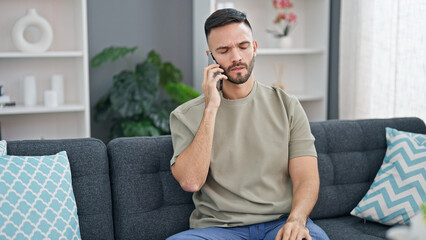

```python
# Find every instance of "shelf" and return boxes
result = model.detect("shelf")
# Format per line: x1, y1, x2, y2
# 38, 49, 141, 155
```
294, 94, 324, 102
0, 51, 84, 58
256, 48, 324, 55
0, 104, 85, 115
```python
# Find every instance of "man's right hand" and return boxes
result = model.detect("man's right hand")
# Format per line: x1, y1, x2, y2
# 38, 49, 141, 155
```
202, 64, 227, 111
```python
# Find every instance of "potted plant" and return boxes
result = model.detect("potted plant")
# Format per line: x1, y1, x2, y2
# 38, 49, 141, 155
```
267, 0, 297, 48
91, 46, 200, 139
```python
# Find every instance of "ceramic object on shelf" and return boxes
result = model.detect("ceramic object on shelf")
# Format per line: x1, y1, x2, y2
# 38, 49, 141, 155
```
217, 2, 235, 9
0, 95, 11, 104
44, 90, 58, 107
23, 75, 37, 106
51, 74, 64, 105
11, 9, 53, 53
0, 85, 9, 104
278, 36, 293, 48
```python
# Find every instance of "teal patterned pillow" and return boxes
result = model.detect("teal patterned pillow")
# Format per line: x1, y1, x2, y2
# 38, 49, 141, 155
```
0, 140, 6, 156
351, 127, 426, 225
0, 151, 81, 239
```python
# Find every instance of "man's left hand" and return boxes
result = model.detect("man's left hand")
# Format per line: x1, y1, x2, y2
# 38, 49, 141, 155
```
274, 219, 311, 240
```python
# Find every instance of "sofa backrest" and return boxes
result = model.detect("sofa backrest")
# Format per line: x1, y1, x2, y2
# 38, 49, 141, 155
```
108, 136, 193, 240
6, 138, 114, 240
309, 117, 426, 219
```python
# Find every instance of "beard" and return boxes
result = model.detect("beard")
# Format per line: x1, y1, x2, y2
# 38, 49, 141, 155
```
223, 56, 255, 85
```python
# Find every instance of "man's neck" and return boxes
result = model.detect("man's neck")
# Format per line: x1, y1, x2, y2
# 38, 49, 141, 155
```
222, 78, 254, 100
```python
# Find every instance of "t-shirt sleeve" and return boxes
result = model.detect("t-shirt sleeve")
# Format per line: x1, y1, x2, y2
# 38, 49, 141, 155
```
288, 97, 317, 159
169, 110, 195, 166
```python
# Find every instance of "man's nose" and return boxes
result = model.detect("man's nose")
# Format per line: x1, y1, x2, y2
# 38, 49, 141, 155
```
230, 48, 242, 63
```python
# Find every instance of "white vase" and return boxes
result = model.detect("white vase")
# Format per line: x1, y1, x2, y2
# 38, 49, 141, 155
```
11, 9, 53, 53
44, 90, 58, 108
51, 74, 64, 105
23, 75, 37, 106
278, 36, 293, 49
217, 2, 235, 9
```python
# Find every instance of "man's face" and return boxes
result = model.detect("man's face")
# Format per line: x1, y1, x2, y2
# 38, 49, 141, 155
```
207, 22, 257, 85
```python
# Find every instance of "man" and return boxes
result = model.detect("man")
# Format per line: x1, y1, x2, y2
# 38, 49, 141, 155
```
167, 8, 329, 240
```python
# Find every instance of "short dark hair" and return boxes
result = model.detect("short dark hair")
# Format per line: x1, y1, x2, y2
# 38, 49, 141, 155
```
204, 8, 252, 40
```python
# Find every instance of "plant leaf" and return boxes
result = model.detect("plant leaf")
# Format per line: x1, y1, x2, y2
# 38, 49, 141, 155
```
146, 50, 183, 87
146, 50, 162, 69
135, 61, 160, 113
121, 119, 161, 137
159, 62, 183, 87
110, 70, 142, 117
283, 25, 290, 36
148, 107, 171, 133
91, 46, 138, 68
94, 92, 112, 122
165, 82, 201, 105
109, 62, 159, 118
135, 61, 160, 94
110, 119, 125, 139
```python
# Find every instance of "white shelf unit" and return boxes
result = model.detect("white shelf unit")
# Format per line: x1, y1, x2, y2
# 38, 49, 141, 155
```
192, 0, 329, 121
0, 0, 90, 140
0, 105, 85, 115
0, 51, 84, 58
256, 48, 324, 55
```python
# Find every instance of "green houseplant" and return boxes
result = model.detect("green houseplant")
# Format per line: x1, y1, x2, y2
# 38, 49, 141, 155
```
91, 46, 200, 139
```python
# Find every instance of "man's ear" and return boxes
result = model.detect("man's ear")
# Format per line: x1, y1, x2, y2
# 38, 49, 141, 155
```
253, 40, 258, 57
206, 50, 210, 56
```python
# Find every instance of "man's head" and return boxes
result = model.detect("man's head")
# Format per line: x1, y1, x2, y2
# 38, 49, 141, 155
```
204, 8, 252, 40
204, 9, 257, 85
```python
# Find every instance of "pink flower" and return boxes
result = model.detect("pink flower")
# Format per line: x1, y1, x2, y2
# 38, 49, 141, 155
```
268, 0, 297, 37
273, 0, 293, 9
288, 12, 296, 22
273, 0, 280, 8
274, 13, 286, 23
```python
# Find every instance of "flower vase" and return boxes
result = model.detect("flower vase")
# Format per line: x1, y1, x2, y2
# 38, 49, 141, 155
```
278, 36, 293, 49
12, 8, 53, 53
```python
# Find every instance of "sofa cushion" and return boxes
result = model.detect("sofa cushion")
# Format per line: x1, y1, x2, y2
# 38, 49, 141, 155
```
6, 138, 114, 240
0, 140, 6, 156
310, 117, 426, 220
314, 216, 389, 240
108, 136, 194, 240
0, 151, 81, 239
351, 128, 426, 225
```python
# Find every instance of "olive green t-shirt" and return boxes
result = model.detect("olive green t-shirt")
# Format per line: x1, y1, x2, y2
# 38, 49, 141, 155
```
169, 80, 317, 229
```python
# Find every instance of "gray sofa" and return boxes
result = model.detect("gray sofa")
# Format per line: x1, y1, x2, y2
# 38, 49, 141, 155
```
5, 117, 426, 239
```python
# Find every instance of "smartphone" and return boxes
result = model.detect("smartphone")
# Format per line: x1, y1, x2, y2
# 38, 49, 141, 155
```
208, 52, 223, 91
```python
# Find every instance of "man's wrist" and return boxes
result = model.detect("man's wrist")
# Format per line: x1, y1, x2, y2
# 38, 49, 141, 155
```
204, 107, 218, 116
287, 214, 307, 226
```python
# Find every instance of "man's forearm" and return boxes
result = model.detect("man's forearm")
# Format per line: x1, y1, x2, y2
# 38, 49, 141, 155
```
287, 179, 319, 225
171, 108, 217, 192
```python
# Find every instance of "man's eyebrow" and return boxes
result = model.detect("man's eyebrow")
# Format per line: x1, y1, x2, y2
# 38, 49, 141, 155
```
215, 41, 251, 51
215, 46, 229, 52
239, 41, 251, 45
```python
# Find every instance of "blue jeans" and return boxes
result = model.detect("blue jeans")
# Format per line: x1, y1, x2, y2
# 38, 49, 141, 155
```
167, 217, 329, 240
